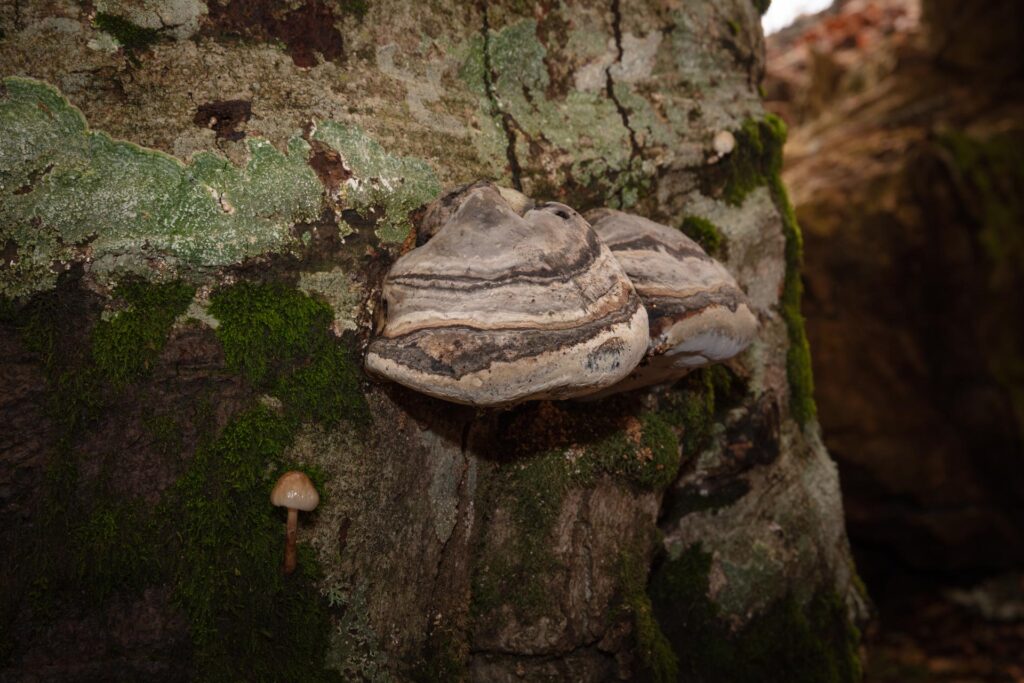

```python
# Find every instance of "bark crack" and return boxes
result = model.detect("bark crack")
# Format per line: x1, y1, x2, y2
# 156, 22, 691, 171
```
480, 2, 524, 191
606, 0, 641, 161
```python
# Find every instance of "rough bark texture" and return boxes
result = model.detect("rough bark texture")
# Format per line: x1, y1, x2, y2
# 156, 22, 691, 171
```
1, 1, 863, 681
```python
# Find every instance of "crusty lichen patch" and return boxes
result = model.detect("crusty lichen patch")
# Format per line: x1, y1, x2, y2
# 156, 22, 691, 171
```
1, 77, 445, 296
311, 120, 441, 243
458, 18, 663, 207
0, 77, 322, 297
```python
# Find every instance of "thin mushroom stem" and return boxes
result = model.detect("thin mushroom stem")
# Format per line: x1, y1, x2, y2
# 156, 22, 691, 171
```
284, 507, 298, 575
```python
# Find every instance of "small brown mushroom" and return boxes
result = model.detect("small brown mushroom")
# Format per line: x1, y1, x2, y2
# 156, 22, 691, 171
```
270, 471, 320, 575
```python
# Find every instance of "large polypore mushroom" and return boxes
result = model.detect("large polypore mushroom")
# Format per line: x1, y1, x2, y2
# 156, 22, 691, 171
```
585, 209, 758, 395
365, 184, 649, 406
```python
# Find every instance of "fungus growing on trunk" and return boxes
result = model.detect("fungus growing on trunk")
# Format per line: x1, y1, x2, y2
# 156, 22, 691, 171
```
270, 471, 320, 575
585, 209, 758, 396
366, 183, 649, 406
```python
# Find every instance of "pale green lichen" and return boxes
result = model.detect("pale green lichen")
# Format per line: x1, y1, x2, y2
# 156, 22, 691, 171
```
298, 267, 361, 333
1, 77, 440, 296
0, 77, 323, 297
458, 19, 664, 207
311, 120, 441, 243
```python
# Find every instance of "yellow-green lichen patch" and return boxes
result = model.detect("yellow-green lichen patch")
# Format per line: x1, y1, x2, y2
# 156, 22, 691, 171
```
0, 77, 323, 297
311, 121, 441, 243
649, 544, 862, 683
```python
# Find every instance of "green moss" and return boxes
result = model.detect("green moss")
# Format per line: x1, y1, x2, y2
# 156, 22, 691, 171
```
585, 412, 682, 490
3, 279, 364, 678
680, 216, 725, 258
92, 281, 194, 386
169, 406, 334, 681
72, 497, 165, 604
209, 281, 369, 426
720, 115, 816, 425
472, 407, 681, 618
340, 0, 370, 20
210, 282, 333, 385
649, 544, 862, 682
619, 552, 679, 683
659, 365, 741, 457
93, 12, 162, 57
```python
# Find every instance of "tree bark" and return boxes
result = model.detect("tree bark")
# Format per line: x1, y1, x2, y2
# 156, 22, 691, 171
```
0, 1, 866, 681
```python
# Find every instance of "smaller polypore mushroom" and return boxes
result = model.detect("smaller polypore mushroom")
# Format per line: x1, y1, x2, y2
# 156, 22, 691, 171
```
584, 209, 758, 396
270, 471, 320, 575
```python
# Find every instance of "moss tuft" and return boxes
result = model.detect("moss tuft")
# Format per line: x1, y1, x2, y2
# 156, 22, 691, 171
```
210, 282, 332, 385
659, 365, 743, 457
3, 279, 362, 679
649, 544, 862, 682
472, 405, 682, 618
619, 551, 679, 683
92, 281, 194, 386
209, 281, 368, 426
681, 215, 725, 257
719, 115, 816, 425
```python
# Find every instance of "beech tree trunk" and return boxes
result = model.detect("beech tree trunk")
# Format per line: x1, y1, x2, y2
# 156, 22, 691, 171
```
0, 1, 866, 681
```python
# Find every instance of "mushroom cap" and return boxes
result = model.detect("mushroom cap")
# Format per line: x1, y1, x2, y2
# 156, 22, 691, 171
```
365, 184, 649, 406
270, 471, 320, 512
585, 209, 758, 394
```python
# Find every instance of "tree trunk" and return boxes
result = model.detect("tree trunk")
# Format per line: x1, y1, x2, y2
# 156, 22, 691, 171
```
0, 1, 866, 681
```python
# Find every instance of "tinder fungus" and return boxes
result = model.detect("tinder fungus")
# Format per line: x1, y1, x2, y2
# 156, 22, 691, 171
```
585, 209, 758, 395
365, 183, 649, 406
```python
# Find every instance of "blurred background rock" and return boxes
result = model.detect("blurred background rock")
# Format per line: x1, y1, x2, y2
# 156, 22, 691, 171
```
765, 1, 1024, 680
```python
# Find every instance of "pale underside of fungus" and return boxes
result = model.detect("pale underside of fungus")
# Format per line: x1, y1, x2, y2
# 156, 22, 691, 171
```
584, 208, 758, 396
365, 184, 649, 406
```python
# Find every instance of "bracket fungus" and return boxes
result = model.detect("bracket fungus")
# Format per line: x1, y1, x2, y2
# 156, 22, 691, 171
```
585, 209, 758, 395
270, 471, 320, 575
365, 183, 649, 406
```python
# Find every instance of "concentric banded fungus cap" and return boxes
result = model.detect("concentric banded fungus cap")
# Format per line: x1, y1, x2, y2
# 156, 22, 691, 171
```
585, 209, 758, 395
365, 184, 649, 406
417, 181, 534, 244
